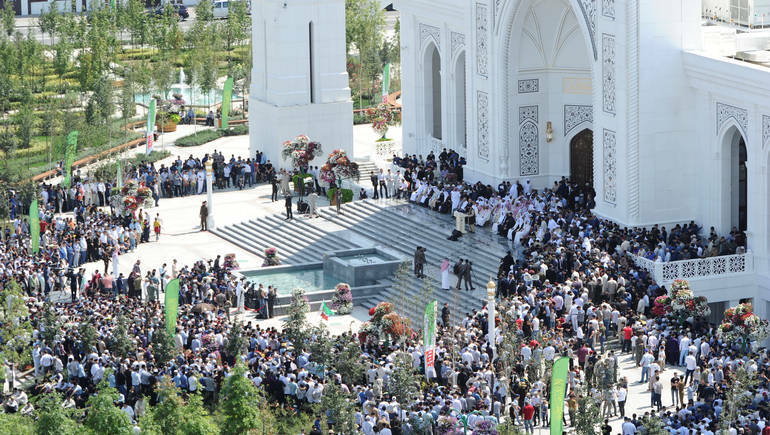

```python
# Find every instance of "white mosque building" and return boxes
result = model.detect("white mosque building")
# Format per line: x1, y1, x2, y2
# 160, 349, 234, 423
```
250, 0, 770, 320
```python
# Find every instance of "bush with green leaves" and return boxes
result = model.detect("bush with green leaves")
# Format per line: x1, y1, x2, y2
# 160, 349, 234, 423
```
175, 125, 249, 147
327, 187, 354, 204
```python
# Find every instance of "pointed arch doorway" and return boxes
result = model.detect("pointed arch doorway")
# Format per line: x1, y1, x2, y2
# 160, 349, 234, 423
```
570, 128, 594, 187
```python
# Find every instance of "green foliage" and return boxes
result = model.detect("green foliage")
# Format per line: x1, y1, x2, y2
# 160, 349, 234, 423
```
284, 288, 311, 354
272, 408, 315, 435
224, 321, 246, 362
327, 188, 354, 204
0, 280, 33, 372
150, 326, 176, 368
388, 351, 418, 405
175, 129, 224, 147
334, 337, 365, 386
642, 414, 668, 435
35, 393, 80, 435
219, 364, 270, 435
14, 89, 35, 149
720, 367, 760, 432
92, 150, 170, 182
320, 382, 357, 434
78, 319, 98, 355
308, 324, 334, 375
83, 382, 133, 435
575, 394, 602, 435
39, 303, 61, 348
140, 379, 218, 435
86, 75, 115, 126
108, 316, 136, 360
0, 413, 35, 435
1, 2, 15, 37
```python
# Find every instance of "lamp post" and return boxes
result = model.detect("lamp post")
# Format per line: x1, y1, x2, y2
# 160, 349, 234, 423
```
487, 276, 496, 360
205, 159, 215, 229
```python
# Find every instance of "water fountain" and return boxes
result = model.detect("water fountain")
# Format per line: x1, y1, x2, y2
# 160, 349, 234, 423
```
133, 68, 238, 107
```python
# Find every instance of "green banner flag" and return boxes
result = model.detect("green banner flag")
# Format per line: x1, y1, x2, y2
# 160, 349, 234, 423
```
382, 63, 391, 102
549, 356, 570, 435
164, 278, 180, 335
423, 300, 437, 377
146, 99, 156, 155
62, 130, 78, 188
29, 199, 39, 255
221, 77, 233, 130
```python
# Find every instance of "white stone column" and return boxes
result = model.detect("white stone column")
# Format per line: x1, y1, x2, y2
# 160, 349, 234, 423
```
205, 160, 215, 230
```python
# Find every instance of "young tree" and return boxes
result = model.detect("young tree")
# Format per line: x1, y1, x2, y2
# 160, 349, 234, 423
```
140, 378, 217, 435
333, 336, 365, 386
38, 4, 60, 47
720, 367, 760, 432
574, 394, 602, 435
320, 381, 357, 434
78, 319, 98, 355
284, 287, 311, 353
195, 0, 214, 25
0, 280, 33, 379
14, 89, 35, 152
35, 392, 80, 435
39, 303, 62, 348
92, 74, 115, 125
308, 323, 334, 377
219, 364, 272, 435
150, 326, 175, 368
108, 316, 136, 360
83, 381, 133, 435
1, 2, 14, 37
388, 351, 418, 405
224, 320, 246, 364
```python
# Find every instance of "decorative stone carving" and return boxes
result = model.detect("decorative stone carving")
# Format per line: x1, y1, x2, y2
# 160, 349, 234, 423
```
577, 0, 598, 60
602, 33, 616, 115
763, 115, 770, 148
451, 32, 465, 59
519, 105, 539, 176
603, 129, 616, 204
420, 23, 441, 49
519, 105, 538, 125
477, 91, 489, 159
564, 105, 593, 134
518, 79, 539, 93
519, 122, 539, 176
602, 0, 615, 19
476, 3, 488, 77
716, 102, 748, 137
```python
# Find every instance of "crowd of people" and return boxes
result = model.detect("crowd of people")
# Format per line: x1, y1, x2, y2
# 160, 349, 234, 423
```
1, 145, 766, 434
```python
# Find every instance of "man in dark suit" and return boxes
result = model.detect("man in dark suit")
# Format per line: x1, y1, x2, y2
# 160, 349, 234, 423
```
414, 246, 426, 278
284, 194, 293, 220
271, 175, 279, 202
441, 303, 451, 327
454, 259, 465, 290
464, 261, 474, 291
370, 172, 379, 199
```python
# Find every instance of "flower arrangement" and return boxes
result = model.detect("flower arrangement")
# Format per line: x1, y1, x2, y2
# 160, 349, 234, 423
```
262, 247, 280, 267
365, 103, 401, 139
358, 301, 412, 343
651, 295, 671, 317
471, 420, 499, 435
281, 135, 323, 169
436, 416, 462, 435
331, 283, 353, 315
325, 149, 360, 181
718, 302, 770, 346
668, 280, 710, 322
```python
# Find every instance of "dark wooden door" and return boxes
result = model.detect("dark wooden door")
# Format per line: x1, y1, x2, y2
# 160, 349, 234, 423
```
570, 129, 594, 187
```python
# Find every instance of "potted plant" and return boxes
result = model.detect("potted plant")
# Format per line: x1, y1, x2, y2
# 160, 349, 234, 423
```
157, 112, 181, 132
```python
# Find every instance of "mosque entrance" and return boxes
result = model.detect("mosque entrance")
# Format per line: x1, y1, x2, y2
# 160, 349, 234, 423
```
570, 128, 593, 187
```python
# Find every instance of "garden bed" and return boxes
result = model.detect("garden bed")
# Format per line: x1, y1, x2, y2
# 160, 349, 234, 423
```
174, 125, 249, 147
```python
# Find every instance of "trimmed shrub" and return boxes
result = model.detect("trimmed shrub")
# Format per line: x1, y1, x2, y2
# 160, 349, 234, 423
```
175, 130, 224, 147
327, 188, 353, 204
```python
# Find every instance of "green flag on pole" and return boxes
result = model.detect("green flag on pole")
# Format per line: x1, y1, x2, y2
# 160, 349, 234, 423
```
146, 99, 156, 155
549, 356, 570, 435
320, 301, 334, 320
62, 130, 78, 188
423, 300, 437, 377
221, 77, 233, 130
382, 63, 391, 103
29, 199, 39, 255
164, 278, 180, 335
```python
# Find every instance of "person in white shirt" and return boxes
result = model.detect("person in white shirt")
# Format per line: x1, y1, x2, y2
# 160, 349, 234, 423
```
622, 417, 637, 434
684, 351, 697, 384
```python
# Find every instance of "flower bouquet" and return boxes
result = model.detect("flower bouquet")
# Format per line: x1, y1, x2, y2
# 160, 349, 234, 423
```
471, 420, 499, 435
651, 295, 671, 317
137, 186, 155, 208
281, 135, 323, 169
668, 280, 710, 322
331, 283, 353, 315
381, 312, 413, 339
365, 103, 401, 139
718, 302, 770, 346
436, 416, 463, 435
262, 247, 280, 267
325, 149, 360, 182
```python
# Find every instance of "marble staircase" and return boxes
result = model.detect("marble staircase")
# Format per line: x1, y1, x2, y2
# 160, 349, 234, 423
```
318, 199, 510, 325
212, 214, 359, 263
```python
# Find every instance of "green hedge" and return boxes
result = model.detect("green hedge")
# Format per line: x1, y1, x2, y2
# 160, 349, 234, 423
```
175, 125, 249, 147
292, 173, 311, 191
327, 188, 353, 204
